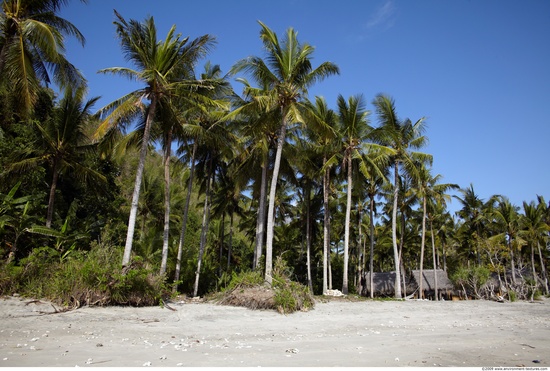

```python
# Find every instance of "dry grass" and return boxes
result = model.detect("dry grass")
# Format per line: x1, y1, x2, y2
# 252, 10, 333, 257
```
216, 285, 276, 310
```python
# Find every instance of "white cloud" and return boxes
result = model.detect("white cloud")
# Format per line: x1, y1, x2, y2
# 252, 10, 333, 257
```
365, 0, 396, 31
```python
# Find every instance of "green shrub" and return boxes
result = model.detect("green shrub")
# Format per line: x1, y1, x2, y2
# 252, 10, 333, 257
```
215, 257, 314, 314
0, 242, 168, 307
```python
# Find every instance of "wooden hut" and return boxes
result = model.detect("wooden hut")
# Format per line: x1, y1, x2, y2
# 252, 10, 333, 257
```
411, 269, 454, 300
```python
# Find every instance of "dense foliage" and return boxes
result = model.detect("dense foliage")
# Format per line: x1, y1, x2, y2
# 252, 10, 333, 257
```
1, 1, 548, 307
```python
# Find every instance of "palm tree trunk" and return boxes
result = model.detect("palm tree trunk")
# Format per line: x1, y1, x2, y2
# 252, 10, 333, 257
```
253, 153, 268, 270
322, 160, 330, 294
305, 186, 313, 293
392, 163, 402, 298
219, 213, 226, 277
265, 114, 287, 284
193, 158, 213, 297
173, 142, 197, 291
160, 128, 172, 276
430, 220, 439, 300
46, 161, 61, 228
227, 212, 234, 272
369, 195, 375, 299
530, 243, 537, 301
419, 197, 427, 299
342, 155, 352, 295
509, 239, 517, 284
536, 241, 549, 295
122, 97, 157, 267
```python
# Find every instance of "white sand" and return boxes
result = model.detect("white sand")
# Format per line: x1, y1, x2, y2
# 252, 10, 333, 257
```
0, 295, 549, 367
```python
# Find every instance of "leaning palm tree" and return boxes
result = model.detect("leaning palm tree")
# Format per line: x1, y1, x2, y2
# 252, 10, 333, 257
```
8, 86, 104, 228
230, 21, 339, 284
371, 94, 431, 298
96, 10, 216, 268
0, 0, 87, 116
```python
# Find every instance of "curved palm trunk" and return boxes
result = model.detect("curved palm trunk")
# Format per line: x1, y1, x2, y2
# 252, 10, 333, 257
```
342, 156, 352, 295
430, 220, 439, 300
369, 195, 375, 299
193, 159, 213, 297
173, 142, 197, 290
322, 162, 330, 295
253, 153, 268, 270
122, 97, 157, 267
392, 162, 402, 298
46, 160, 61, 228
419, 197, 427, 299
265, 116, 287, 284
160, 128, 172, 275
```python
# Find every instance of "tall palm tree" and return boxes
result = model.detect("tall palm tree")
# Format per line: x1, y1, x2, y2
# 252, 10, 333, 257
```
230, 21, 339, 283
372, 94, 431, 298
520, 201, 550, 298
454, 184, 489, 267
172, 66, 232, 287
9, 86, 104, 228
0, 0, 87, 116
416, 165, 458, 299
303, 96, 338, 294
96, 11, 216, 268
363, 153, 388, 298
335, 94, 371, 294
491, 196, 522, 284
219, 78, 275, 271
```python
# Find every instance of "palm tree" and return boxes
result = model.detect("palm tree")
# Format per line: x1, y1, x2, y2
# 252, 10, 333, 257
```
520, 201, 550, 298
228, 81, 279, 271
96, 11, 216, 268
363, 153, 387, 298
372, 94, 431, 298
230, 21, 339, 284
303, 96, 338, 294
335, 94, 371, 294
454, 184, 491, 267
491, 196, 522, 284
416, 165, 458, 299
9, 86, 104, 228
0, 0, 87, 116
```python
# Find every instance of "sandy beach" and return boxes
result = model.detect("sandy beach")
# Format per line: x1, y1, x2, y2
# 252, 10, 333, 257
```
0, 295, 548, 367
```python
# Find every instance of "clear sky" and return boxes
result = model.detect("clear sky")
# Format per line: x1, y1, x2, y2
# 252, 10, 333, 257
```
59, 0, 550, 214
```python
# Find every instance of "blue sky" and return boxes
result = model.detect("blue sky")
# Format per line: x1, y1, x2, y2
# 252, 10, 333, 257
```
59, 0, 550, 214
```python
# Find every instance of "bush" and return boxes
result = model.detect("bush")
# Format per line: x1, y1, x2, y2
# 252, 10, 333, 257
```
451, 265, 491, 299
0, 242, 169, 307
215, 257, 314, 314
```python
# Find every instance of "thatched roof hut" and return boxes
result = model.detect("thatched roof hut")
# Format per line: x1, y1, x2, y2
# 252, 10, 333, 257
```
410, 269, 454, 299
363, 272, 396, 296
363, 272, 417, 297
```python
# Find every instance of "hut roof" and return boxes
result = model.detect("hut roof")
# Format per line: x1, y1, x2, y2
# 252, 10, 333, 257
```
411, 269, 454, 291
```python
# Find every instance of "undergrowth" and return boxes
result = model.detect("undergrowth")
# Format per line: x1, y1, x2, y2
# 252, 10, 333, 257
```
215, 257, 314, 314
0, 241, 168, 307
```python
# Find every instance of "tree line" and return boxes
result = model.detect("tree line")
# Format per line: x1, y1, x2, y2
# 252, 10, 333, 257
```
1, 0, 548, 302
